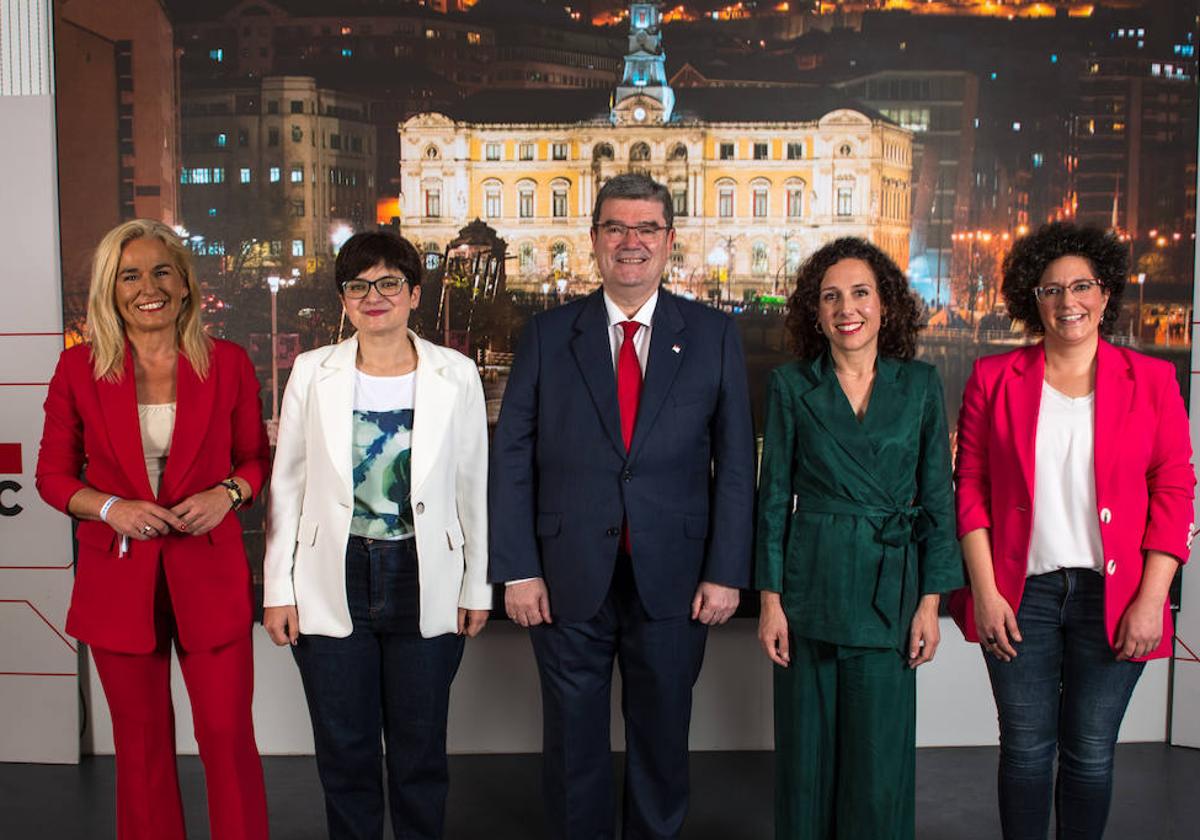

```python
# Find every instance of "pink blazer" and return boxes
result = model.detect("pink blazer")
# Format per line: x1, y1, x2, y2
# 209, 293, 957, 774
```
949, 340, 1194, 661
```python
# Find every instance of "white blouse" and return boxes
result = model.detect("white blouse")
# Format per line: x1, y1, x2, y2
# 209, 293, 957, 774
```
1026, 382, 1104, 576
138, 403, 175, 496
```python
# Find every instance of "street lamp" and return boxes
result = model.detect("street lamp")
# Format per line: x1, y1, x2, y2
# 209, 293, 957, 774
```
266, 273, 297, 436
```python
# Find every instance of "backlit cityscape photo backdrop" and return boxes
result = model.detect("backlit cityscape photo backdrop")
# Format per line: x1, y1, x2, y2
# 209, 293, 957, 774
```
53, 0, 1199, 596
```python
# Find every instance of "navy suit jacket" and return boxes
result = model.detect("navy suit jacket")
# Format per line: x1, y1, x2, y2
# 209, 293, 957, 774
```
489, 288, 756, 622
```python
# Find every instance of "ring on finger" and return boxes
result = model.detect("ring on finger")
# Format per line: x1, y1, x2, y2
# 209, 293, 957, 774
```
140, 524, 154, 535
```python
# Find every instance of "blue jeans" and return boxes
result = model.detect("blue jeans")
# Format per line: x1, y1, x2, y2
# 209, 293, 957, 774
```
292, 536, 465, 840
984, 569, 1145, 840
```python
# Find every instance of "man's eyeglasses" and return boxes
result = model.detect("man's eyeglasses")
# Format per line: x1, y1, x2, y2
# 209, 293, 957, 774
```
595, 222, 671, 243
1032, 278, 1104, 302
340, 276, 409, 299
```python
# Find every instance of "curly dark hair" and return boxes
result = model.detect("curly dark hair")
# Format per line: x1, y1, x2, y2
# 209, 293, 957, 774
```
1001, 222, 1126, 336
785, 237, 922, 360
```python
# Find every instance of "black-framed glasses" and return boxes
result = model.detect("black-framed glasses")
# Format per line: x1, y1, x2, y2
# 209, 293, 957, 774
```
1032, 278, 1104, 302
594, 221, 671, 243
340, 275, 409, 299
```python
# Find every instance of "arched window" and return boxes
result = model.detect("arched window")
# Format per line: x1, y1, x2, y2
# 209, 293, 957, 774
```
593, 142, 614, 161
519, 242, 535, 274
630, 142, 651, 162
751, 179, 769, 218
483, 179, 502, 219
786, 240, 802, 276
668, 143, 687, 161
551, 178, 570, 218
716, 179, 735, 218
424, 144, 439, 160
517, 179, 535, 218
550, 241, 569, 272
838, 142, 853, 157
751, 241, 769, 276
785, 178, 806, 218
422, 242, 441, 271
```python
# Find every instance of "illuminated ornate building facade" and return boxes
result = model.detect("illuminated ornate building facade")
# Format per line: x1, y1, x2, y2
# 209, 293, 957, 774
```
398, 2, 913, 297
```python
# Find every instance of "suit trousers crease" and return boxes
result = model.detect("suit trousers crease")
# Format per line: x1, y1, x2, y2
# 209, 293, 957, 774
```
774, 636, 915, 840
91, 568, 267, 840
531, 555, 708, 840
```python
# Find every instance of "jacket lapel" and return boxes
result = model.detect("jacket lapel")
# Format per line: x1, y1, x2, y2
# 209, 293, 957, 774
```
158, 351, 215, 503
1005, 344, 1044, 505
315, 336, 358, 501
570, 290, 626, 458
1093, 339, 1132, 493
96, 350, 154, 501
409, 333, 456, 497
798, 353, 879, 482
628, 292, 686, 462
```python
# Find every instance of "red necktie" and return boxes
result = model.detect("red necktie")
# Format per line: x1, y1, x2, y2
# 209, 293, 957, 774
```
617, 321, 642, 554
617, 321, 642, 451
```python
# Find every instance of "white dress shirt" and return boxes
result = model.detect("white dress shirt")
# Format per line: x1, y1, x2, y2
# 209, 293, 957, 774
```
603, 289, 657, 374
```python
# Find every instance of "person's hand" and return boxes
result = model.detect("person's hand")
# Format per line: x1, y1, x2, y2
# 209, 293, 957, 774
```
458, 608, 490, 638
505, 579, 552, 627
263, 605, 299, 646
1114, 595, 1164, 661
105, 499, 186, 540
170, 486, 234, 536
691, 582, 739, 626
975, 588, 1021, 661
907, 594, 941, 669
757, 593, 790, 667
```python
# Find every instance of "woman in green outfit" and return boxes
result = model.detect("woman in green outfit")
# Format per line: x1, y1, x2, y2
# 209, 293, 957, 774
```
756, 237, 963, 840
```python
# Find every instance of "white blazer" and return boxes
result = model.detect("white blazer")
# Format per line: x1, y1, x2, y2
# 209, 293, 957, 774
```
263, 331, 492, 638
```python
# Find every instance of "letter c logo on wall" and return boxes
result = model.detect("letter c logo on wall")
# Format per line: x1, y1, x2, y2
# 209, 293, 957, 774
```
0, 443, 23, 517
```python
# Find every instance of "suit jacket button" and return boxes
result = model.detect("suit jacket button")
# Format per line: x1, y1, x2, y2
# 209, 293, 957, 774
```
415, 502, 425, 514
623, 470, 632, 482
606, 527, 620, 537
1106, 559, 1117, 575
1099, 507, 1112, 524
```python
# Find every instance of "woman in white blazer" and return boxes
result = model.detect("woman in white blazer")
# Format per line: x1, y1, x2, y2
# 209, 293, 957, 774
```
263, 231, 491, 840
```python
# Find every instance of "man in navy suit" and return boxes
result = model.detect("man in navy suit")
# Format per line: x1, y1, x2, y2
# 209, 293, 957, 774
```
490, 173, 755, 839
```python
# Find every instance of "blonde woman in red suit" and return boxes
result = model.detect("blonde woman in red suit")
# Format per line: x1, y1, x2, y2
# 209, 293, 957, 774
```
36, 220, 270, 840
950, 222, 1194, 840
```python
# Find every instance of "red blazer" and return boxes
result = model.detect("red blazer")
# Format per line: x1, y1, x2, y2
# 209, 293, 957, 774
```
949, 340, 1194, 661
36, 339, 270, 654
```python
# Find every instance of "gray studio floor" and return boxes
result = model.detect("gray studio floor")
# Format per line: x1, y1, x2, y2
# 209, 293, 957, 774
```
2, 745, 1197, 838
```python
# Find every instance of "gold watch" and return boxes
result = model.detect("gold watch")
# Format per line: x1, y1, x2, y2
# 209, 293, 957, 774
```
220, 479, 245, 510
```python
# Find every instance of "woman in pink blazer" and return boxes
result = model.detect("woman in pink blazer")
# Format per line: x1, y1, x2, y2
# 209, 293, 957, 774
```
950, 222, 1194, 840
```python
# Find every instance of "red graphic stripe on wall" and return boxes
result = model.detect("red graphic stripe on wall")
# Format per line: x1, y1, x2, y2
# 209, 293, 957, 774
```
0, 443, 20, 474
0, 600, 77, 653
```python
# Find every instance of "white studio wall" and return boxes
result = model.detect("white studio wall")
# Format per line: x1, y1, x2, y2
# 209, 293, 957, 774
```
80, 618, 1170, 755
0, 0, 78, 764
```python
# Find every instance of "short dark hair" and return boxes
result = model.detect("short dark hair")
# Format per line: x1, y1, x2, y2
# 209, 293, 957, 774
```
785, 237, 922, 361
1001, 222, 1126, 336
334, 231, 423, 294
591, 172, 673, 229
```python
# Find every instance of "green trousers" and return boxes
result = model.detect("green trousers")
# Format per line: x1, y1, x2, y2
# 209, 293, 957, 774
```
773, 636, 916, 840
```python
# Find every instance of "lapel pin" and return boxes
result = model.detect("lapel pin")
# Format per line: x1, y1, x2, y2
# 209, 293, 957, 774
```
671, 344, 682, 354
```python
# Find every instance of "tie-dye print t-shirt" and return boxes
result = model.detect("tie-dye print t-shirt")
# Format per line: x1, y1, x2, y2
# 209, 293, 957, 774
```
350, 370, 416, 540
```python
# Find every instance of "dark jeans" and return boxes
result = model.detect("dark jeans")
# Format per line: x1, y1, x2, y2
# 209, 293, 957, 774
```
984, 569, 1145, 840
292, 536, 465, 840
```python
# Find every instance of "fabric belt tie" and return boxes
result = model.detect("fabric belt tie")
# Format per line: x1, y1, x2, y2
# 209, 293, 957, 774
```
793, 496, 932, 629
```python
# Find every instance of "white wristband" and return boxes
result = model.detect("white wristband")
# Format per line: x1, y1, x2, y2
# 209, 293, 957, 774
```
98, 495, 121, 522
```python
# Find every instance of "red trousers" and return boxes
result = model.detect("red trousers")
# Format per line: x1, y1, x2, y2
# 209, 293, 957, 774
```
91, 631, 268, 839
